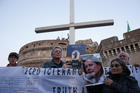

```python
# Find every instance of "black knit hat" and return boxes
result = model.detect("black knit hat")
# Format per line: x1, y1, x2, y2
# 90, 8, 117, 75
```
111, 58, 130, 76
8, 52, 19, 59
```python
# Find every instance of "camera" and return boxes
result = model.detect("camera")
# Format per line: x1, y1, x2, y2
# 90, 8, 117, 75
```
66, 60, 81, 69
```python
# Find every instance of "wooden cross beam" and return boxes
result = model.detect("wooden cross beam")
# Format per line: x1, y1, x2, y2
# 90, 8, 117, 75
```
35, 20, 114, 33
35, 0, 114, 44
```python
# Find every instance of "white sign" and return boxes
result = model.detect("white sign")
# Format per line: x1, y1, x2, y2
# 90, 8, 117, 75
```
0, 67, 85, 93
0, 66, 140, 93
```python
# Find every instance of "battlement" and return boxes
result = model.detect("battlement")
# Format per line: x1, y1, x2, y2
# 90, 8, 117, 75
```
98, 28, 140, 66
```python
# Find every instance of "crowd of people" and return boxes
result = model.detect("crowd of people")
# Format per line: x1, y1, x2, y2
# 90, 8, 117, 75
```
80, 53, 140, 93
6, 46, 140, 93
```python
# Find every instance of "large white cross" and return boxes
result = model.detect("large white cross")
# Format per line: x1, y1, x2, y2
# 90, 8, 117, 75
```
35, 0, 114, 44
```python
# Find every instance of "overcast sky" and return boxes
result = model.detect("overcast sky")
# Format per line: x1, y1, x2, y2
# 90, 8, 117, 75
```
0, 0, 140, 66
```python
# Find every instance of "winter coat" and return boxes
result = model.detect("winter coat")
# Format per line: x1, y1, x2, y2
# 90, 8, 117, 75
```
103, 73, 140, 93
43, 59, 64, 68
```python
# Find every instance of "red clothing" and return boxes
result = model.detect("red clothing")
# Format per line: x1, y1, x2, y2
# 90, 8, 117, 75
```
7, 63, 18, 67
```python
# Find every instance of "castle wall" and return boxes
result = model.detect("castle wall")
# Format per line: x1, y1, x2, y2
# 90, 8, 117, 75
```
18, 39, 98, 67
76, 39, 98, 54
98, 28, 140, 67
18, 39, 68, 67
19, 28, 140, 67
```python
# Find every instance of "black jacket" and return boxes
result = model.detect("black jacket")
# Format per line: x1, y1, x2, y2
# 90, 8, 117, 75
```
43, 59, 64, 68
103, 73, 140, 93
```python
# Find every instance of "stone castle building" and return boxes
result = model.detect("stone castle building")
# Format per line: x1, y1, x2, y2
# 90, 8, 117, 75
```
18, 28, 140, 67
18, 39, 68, 67
18, 38, 98, 67
76, 39, 98, 54
98, 28, 140, 67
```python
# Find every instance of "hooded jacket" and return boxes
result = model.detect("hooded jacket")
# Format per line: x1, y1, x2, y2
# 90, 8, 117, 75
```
103, 58, 140, 93
103, 73, 140, 93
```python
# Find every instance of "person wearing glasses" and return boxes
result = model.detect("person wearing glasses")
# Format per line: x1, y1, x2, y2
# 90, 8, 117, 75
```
43, 46, 71, 68
103, 58, 140, 93
43, 46, 64, 68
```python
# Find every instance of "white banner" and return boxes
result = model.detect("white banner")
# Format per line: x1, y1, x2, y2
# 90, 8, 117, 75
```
0, 66, 140, 93
0, 67, 85, 93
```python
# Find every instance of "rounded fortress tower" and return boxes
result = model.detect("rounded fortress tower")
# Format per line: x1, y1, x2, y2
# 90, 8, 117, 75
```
18, 39, 98, 67
18, 39, 69, 67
